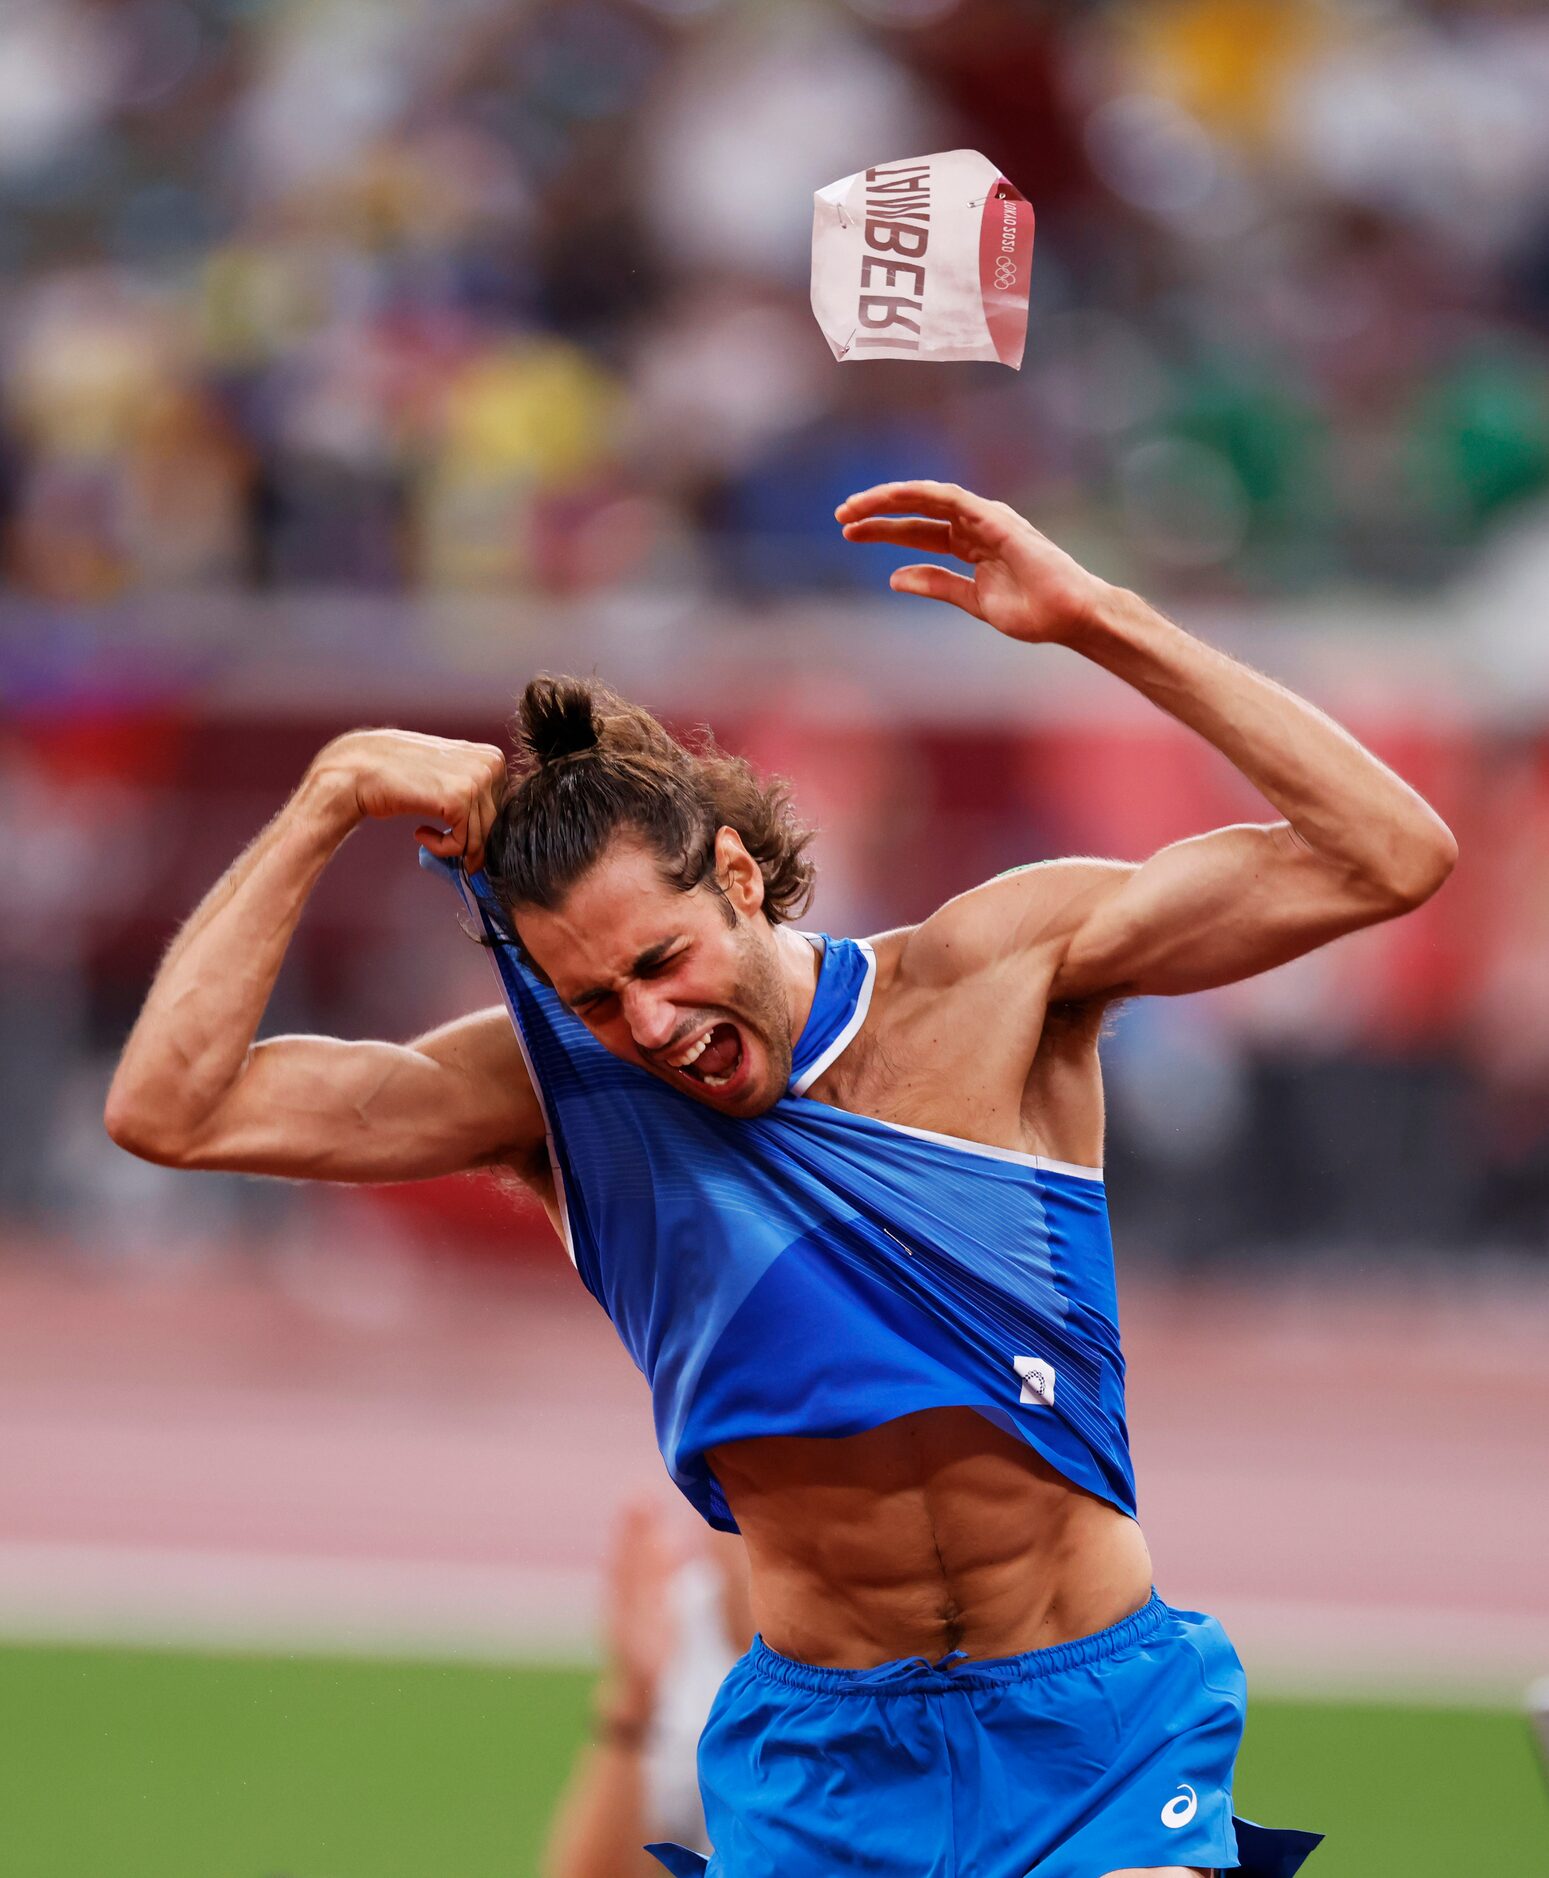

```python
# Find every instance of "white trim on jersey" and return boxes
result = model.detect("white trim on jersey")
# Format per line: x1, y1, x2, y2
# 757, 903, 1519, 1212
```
848, 1109, 1105, 1182
789, 939, 877, 1096
786, 936, 1104, 1180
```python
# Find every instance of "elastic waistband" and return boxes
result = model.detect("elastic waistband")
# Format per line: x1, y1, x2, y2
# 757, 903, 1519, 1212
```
747, 1589, 1170, 1695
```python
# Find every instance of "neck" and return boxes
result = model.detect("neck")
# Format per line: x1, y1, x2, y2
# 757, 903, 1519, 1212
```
774, 923, 822, 1051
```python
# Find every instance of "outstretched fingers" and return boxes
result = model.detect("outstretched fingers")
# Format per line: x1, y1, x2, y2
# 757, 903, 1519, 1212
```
840, 516, 956, 554
836, 479, 997, 526
889, 565, 984, 617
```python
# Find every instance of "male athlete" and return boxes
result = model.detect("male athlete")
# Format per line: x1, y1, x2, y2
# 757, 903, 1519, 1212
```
107, 482, 1456, 1878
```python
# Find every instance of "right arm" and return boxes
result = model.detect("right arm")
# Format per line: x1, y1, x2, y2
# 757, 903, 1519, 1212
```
104, 730, 545, 1181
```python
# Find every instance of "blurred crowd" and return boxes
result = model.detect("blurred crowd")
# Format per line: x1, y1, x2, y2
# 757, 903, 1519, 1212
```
5, 0, 1549, 1271
2, 0, 1548, 607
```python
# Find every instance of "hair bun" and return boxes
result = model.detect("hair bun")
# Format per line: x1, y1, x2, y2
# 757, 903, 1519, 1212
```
519, 675, 602, 766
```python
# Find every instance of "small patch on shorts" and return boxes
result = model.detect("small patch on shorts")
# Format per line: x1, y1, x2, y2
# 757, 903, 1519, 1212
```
1013, 1355, 1056, 1406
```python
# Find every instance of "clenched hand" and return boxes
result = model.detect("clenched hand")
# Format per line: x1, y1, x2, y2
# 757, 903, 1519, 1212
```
308, 728, 509, 870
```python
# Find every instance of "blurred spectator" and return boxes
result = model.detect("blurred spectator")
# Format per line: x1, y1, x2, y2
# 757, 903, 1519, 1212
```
541, 1499, 749, 1878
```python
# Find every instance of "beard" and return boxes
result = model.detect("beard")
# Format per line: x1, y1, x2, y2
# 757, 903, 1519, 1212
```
727, 916, 794, 1112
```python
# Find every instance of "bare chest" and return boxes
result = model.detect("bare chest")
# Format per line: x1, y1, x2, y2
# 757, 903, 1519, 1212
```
802, 964, 1107, 1168
805, 969, 1036, 1145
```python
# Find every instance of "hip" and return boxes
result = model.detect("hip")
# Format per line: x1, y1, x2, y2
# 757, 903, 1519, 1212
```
650, 1595, 1322, 1878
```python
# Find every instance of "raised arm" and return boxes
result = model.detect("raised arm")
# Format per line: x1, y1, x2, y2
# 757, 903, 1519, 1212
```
838, 481, 1457, 1002
105, 730, 545, 1181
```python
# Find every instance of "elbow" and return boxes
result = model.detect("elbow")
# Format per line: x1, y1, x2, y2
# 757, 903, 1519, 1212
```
103, 1081, 156, 1160
1371, 818, 1459, 912
103, 1079, 190, 1166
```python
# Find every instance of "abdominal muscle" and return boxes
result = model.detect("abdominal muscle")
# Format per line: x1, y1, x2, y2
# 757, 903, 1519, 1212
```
707, 1405, 1154, 1669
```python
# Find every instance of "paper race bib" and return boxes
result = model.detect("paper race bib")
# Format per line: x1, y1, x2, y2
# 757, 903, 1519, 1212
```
811, 149, 1032, 369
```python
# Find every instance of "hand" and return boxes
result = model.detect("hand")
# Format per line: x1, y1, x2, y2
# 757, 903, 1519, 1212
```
836, 479, 1109, 646
596, 1496, 685, 1729
308, 729, 508, 870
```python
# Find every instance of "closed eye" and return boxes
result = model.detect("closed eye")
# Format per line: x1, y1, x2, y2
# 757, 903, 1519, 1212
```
569, 942, 689, 1017
635, 941, 689, 983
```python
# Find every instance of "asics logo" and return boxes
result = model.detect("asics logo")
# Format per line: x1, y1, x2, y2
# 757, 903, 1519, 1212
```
1160, 1784, 1198, 1828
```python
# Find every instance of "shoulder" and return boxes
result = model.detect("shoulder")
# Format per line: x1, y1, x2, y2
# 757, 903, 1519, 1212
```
878, 858, 1135, 994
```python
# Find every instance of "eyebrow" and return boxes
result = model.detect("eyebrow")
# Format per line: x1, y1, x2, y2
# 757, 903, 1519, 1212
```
569, 938, 683, 1011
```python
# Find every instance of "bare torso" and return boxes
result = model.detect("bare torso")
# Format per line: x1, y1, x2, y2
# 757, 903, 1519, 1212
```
710, 1408, 1152, 1668
519, 923, 1150, 1668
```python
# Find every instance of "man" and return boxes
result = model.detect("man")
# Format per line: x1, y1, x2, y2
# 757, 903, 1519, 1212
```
107, 481, 1455, 1877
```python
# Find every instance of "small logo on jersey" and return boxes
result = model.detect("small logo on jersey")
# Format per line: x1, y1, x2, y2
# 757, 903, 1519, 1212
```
1012, 1355, 1055, 1407
1161, 1784, 1198, 1829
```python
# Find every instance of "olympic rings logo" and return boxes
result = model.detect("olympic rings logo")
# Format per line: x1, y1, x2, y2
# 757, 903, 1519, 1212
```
992, 256, 1018, 290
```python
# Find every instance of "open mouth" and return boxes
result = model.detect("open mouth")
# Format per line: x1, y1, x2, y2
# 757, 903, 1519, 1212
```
665, 1021, 746, 1092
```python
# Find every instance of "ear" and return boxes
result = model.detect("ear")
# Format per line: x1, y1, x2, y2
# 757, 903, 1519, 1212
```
713, 826, 765, 917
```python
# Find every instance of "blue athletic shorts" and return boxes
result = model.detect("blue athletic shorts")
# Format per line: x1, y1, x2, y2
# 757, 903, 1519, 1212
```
646, 1592, 1321, 1877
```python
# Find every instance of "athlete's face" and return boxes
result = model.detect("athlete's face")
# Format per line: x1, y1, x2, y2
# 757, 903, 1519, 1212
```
513, 833, 795, 1117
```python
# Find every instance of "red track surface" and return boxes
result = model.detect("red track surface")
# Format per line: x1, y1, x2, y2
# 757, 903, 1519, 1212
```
1, 1252, 1544, 1694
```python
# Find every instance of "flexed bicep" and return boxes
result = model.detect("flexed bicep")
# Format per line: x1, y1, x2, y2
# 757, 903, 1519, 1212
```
120, 1006, 545, 1184
1050, 822, 1414, 1003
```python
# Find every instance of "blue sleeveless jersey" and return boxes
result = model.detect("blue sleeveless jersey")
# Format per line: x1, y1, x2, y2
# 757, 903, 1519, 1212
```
430, 857, 1136, 1531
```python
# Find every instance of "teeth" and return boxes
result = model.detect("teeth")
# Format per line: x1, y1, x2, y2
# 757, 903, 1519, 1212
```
668, 1032, 711, 1070
700, 1070, 732, 1088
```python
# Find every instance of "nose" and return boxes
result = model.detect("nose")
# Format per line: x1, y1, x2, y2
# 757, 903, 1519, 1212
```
621, 981, 678, 1054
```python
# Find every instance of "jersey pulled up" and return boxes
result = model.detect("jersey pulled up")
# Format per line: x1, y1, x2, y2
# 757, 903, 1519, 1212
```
438, 859, 1136, 1532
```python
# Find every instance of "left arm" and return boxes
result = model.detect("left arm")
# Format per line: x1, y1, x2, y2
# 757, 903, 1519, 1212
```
837, 481, 1457, 1002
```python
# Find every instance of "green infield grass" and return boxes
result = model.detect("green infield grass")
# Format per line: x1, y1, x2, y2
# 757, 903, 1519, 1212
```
0, 1641, 1544, 1876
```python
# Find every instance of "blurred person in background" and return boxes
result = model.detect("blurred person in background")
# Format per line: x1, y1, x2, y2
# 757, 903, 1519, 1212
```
543, 1500, 749, 1878
102, 477, 1456, 1876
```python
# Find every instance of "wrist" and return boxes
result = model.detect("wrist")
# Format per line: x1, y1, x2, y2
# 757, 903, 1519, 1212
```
1055, 582, 1180, 665
591, 1708, 650, 1751
592, 1670, 656, 1743
294, 755, 363, 844
593, 1675, 653, 1727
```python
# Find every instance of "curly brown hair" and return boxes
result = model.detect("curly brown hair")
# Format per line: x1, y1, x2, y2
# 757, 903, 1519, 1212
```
484, 675, 817, 931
